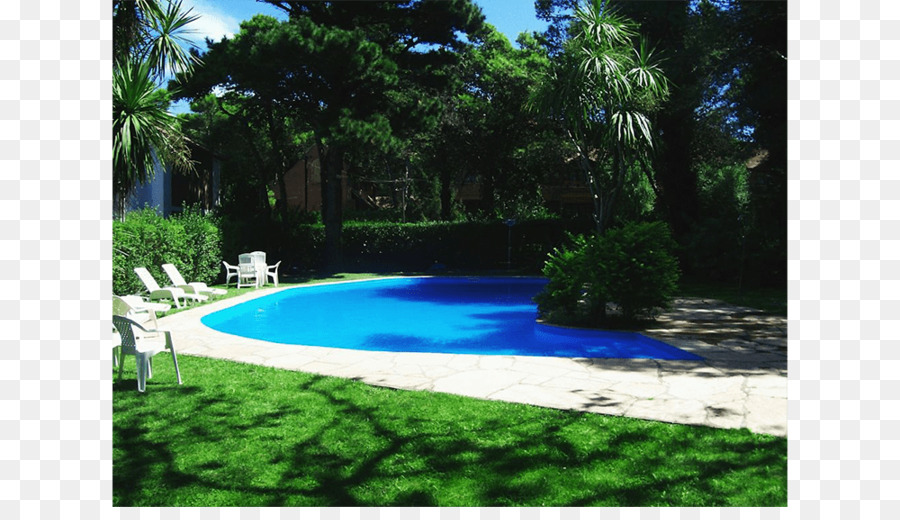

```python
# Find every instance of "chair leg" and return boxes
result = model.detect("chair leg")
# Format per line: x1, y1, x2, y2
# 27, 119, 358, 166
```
163, 331, 182, 385
118, 350, 126, 381
170, 349, 182, 385
137, 354, 148, 392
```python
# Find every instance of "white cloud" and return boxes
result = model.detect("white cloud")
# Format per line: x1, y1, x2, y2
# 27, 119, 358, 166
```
181, 0, 241, 48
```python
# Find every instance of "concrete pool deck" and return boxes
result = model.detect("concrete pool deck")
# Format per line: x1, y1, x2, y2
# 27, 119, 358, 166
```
156, 280, 787, 437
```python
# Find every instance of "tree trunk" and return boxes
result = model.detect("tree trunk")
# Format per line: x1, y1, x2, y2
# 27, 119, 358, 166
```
319, 140, 343, 270
568, 130, 604, 234
439, 168, 453, 220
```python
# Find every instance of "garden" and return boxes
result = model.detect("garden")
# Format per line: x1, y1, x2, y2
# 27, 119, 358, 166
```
112, 0, 787, 508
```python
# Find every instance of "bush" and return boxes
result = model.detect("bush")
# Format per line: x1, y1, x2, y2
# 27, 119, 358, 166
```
113, 207, 222, 296
534, 221, 680, 326
532, 234, 591, 325
595, 221, 680, 321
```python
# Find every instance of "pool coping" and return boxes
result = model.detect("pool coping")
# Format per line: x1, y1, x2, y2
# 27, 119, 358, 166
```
156, 276, 787, 437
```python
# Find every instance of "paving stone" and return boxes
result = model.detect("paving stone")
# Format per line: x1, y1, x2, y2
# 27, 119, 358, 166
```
509, 358, 579, 378
743, 395, 787, 437
445, 354, 480, 370
664, 374, 746, 402
744, 373, 788, 398
542, 375, 616, 391
581, 393, 636, 415
491, 384, 594, 410
626, 398, 709, 428
431, 369, 526, 398
358, 373, 434, 391
478, 356, 516, 370
609, 381, 667, 399
704, 400, 747, 430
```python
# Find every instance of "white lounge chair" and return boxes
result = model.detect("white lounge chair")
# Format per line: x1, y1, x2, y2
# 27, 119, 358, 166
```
113, 314, 183, 392
134, 267, 207, 308
162, 263, 227, 296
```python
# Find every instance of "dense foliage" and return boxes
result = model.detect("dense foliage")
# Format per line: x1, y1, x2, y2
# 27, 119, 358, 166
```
114, 0, 786, 304
534, 221, 679, 325
113, 207, 222, 296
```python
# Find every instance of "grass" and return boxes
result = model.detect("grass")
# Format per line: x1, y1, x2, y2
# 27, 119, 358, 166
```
114, 357, 786, 507
114, 272, 786, 507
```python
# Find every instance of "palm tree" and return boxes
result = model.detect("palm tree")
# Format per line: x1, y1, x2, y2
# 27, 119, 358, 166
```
531, 0, 669, 234
112, 0, 200, 218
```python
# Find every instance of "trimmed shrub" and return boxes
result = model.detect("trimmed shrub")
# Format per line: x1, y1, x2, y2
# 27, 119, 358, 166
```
338, 219, 594, 272
113, 207, 222, 296
535, 221, 680, 326
175, 215, 593, 279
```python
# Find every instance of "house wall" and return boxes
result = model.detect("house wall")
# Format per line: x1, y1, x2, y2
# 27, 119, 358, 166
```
124, 146, 221, 217
127, 155, 171, 215
277, 147, 350, 212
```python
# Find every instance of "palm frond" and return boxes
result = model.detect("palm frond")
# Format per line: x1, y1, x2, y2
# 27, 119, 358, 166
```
143, 0, 202, 79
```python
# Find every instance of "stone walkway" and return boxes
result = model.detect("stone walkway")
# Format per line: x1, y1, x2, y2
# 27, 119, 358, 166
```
156, 279, 787, 437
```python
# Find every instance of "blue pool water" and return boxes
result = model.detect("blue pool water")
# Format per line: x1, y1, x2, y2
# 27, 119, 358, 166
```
201, 277, 702, 360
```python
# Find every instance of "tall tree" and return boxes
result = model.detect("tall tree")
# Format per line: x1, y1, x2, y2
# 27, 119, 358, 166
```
731, 0, 787, 284
177, 1, 483, 267
530, 0, 669, 234
112, 0, 200, 218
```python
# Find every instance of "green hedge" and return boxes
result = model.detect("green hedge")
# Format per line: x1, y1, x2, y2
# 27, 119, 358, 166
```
216, 216, 592, 274
339, 219, 593, 272
113, 207, 223, 296
114, 211, 592, 294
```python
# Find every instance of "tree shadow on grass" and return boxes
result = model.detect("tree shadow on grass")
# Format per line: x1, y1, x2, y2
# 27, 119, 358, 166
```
113, 355, 787, 507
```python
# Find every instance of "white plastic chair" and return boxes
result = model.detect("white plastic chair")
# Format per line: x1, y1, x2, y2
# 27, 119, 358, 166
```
112, 314, 183, 392
237, 262, 258, 288
134, 267, 207, 308
239, 253, 263, 288
162, 263, 227, 296
222, 261, 240, 287
266, 260, 281, 287
113, 295, 169, 369
114, 295, 169, 330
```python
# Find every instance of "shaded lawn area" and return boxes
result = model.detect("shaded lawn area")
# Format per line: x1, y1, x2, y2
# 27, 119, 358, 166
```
113, 355, 786, 507
678, 279, 787, 316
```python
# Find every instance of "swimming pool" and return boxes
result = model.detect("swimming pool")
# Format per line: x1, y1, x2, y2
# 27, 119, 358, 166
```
201, 277, 702, 360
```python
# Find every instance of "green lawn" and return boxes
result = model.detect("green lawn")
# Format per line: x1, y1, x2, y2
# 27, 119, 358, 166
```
113, 354, 786, 507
